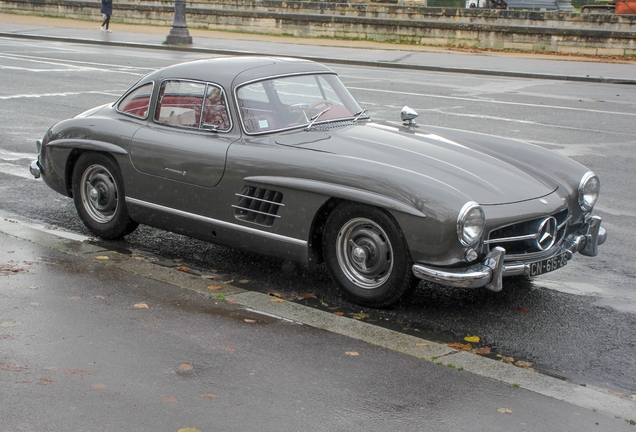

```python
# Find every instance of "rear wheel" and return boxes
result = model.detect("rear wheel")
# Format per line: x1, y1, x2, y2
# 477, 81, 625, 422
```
322, 202, 418, 307
72, 152, 138, 239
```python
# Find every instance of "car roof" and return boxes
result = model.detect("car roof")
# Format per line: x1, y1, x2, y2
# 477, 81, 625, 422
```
149, 56, 335, 88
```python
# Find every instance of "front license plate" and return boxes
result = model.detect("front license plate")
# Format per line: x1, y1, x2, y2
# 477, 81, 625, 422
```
528, 253, 568, 276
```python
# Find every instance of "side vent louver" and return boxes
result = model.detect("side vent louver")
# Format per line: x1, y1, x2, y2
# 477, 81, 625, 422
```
233, 186, 284, 227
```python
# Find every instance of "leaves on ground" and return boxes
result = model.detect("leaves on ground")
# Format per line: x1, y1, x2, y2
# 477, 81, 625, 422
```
178, 428, 201, 432
0, 321, 20, 328
207, 285, 222, 291
134, 302, 150, 309
517, 306, 530, 313
27, 285, 40, 290
298, 292, 316, 299
268, 292, 283, 298
177, 265, 191, 272
333, 311, 345, 316
447, 342, 472, 351
0, 262, 30, 276
91, 383, 107, 389
238, 279, 250, 284
472, 347, 491, 355
244, 319, 256, 324
416, 343, 429, 348
500, 356, 515, 364
162, 396, 178, 403
94, 256, 110, 260
38, 377, 54, 385
352, 312, 368, 320
464, 336, 480, 343
94, 295, 105, 299
515, 360, 533, 369
179, 364, 194, 371
64, 369, 94, 377
0, 362, 23, 372
270, 298, 284, 303
345, 351, 360, 356
202, 394, 217, 399
225, 346, 236, 351
497, 408, 512, 414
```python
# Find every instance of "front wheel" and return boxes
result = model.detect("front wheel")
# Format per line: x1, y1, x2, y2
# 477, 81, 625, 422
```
72, 152, 138, 240
322, 203, 418, 307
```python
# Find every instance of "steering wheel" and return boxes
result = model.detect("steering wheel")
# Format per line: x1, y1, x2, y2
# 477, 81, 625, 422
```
295, 99, 334, 123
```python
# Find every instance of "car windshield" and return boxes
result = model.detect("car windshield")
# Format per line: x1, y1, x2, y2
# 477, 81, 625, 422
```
236, 73, 365, 135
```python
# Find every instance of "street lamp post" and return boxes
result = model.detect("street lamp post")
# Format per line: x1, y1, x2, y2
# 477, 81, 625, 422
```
165, 0, 192, 45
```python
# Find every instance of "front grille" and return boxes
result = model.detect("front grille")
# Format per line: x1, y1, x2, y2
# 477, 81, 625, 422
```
486, 209, 569, 259
233, 186, 284, 227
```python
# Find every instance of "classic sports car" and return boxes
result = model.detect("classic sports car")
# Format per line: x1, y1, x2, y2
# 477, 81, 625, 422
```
30, 57, 607, 307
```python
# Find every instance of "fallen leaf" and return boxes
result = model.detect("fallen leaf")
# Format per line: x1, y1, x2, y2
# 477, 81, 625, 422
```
497, 408, 512, 414
464, 336, 480, 343
228, 300, 237, 305
472, 347, 492, 355
447, 342, 472, 351
93, 295, 105, 299
222, 279, 234, 284
299, 292, 316, 299
41, 366, 57, 372
225, 346, 236, 351
173, 258, 183, 263
94, 256, 110, 260
178, 428, 201, 432
27, 285, 40, 290
346, 351, 359, 356
238, 279, 249, 284
416, 343, 429, 348
517, 306, 530, 313
202, 394, 217, 399
202, 275, 220, 280
179, 364, 194, 371
244, 319, 256, 324
65, 369, 94, 377
91, 383, 107, 389
270, 298, 284, 303
333, 311, 345, 316
38, 377, 54, 385
501, 356, 515, 364
163, 396, 178, 403
515, 360, 533, 369
207, 285, 222, 291
134, 302, 150, 309
0, 362, 23, 372
0, 321, 20, 328
177, 265, 191, 272
268, 292, 283, 298
4, 218, 18, 223
352, 312, 368, 320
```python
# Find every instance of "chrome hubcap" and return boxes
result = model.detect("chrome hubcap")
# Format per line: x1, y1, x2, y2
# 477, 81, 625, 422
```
336, 217, 394, 289
80, 164, 118, 224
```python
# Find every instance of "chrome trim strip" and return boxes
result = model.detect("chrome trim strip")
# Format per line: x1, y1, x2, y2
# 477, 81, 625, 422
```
126, 197, 307, 247
234, 193, 286, 207
231, 205, 282, 218
484, 233, 537, 244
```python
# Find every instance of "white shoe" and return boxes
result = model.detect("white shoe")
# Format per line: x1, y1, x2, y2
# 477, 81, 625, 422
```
106, 29, 112, 33
100, 25, 105, 31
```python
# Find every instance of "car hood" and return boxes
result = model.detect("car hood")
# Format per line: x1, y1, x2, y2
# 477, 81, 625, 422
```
275, 122, 558, 205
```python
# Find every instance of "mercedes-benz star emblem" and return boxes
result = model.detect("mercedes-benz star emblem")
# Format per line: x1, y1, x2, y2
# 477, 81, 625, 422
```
536, 217, 557, 251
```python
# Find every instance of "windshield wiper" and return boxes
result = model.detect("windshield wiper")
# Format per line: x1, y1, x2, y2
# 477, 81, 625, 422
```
352, 109, 368, 122
304, 106, 332, 131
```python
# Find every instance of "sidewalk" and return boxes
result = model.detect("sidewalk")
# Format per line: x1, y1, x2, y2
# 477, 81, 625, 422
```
1, 13, 635, 83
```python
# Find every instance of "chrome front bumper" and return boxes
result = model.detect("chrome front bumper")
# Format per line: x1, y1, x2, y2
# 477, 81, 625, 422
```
412, 216, 607, 292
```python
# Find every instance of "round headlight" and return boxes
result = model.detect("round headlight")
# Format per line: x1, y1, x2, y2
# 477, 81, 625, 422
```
578, 172, 600, 212
457, 201, 485, 246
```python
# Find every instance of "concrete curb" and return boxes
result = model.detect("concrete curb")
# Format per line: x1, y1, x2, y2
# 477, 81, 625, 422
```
1, 211, 635, 420
2, 31, 636, 85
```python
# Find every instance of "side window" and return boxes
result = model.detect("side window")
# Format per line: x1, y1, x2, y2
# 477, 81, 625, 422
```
237, 82, 275, 133
155, 80, 206, 128
117, 83, 153, 119
202, 85, 231, 131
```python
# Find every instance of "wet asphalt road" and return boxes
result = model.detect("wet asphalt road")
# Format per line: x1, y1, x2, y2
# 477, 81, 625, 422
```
0, 37, 635, 398
3, 230, 636, 431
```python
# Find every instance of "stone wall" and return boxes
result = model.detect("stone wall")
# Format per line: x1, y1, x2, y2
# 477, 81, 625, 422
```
1, 0, 635, 55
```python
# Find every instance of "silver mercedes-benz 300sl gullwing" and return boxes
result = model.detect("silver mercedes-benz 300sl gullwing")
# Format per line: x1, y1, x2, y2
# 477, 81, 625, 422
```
30, 57, 607, 307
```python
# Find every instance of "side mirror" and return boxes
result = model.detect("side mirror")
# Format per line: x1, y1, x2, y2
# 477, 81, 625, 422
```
401, 106, 418, 126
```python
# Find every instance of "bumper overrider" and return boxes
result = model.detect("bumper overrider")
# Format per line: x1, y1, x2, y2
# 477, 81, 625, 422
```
412, 216, 607, 292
